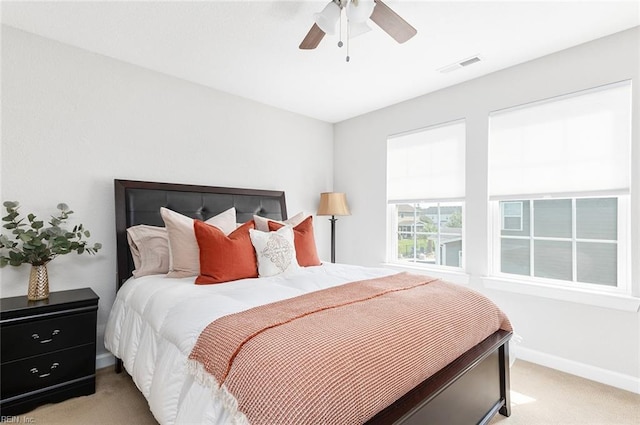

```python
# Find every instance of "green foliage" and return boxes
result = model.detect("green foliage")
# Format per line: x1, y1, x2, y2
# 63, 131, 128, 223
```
0, 201, 101, 267
418, 216, 438, 233
447, 211, 463, 228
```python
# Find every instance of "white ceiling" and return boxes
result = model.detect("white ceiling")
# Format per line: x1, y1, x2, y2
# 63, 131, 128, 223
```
2, 1, 639, 123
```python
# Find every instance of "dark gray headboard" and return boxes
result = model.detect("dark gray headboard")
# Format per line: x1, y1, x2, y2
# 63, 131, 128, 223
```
114, 179, 287, 288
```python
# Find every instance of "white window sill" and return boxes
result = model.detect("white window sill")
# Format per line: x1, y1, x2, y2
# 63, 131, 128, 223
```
382, 263, 470, 286
482, 276, 640, 312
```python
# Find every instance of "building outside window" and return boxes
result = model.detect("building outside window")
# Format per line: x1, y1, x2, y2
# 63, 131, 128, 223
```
387, 120, 465, 269
394, 202, 463, 266
501, 201, 523, 231
489, 81, 632, 293
498, 198, 620, 286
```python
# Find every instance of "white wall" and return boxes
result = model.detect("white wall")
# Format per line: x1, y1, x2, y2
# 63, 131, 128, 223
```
334, 27, 640, 392
0, 25, 334, 359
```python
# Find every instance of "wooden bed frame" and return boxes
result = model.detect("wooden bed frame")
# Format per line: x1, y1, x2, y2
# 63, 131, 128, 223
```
113, 179, 512, 425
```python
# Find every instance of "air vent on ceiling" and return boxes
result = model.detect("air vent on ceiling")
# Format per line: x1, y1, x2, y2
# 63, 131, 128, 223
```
437, 55, 482, 74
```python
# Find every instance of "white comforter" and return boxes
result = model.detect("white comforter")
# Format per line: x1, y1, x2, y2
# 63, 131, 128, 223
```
104, 263, 395, 425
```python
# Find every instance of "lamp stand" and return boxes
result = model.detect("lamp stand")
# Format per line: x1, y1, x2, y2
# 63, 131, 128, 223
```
330, 215, 337, 263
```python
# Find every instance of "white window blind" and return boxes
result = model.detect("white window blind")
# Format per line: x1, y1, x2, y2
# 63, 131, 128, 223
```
387, 120, 466, 203
488, 81, 632, 200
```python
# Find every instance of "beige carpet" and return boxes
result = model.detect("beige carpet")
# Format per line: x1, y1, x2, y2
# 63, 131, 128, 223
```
489, 361, 640, 425
13, 360, 640, 424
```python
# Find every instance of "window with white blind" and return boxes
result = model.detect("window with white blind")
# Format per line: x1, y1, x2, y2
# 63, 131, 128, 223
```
488, 81, 632, 293
387, 120, 465, 268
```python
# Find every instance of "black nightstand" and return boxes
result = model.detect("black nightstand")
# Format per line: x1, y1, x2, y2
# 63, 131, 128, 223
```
0, 288, 99, 417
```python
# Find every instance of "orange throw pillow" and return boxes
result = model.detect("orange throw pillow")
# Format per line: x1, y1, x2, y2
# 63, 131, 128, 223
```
194, 220, 258, 284
268, 216, 321, 267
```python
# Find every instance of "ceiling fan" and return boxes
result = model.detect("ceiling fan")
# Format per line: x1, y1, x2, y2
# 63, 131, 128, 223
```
299, 0, 417, 50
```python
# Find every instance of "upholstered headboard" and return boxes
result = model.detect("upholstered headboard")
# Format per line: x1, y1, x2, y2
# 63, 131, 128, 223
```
114, 179, 287, 288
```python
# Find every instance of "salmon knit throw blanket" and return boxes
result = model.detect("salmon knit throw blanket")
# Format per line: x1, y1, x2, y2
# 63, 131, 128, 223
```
187, 272, 512, 424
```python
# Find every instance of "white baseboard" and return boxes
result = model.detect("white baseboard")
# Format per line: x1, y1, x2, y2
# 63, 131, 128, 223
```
515, 346, 640, 394
95, 352, 116, 370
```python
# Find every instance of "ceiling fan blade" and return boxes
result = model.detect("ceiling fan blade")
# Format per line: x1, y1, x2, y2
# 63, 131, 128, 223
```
299, 23, 326, 49
370, 0, 417, 44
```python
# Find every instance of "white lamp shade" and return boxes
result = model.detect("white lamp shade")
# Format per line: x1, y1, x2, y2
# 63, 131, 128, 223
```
346, 0, 376, 23
314, 2, 341, 35
349, 21, 372, 38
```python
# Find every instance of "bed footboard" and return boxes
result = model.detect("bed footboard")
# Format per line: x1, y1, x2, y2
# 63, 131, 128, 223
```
367, 329, 512, 425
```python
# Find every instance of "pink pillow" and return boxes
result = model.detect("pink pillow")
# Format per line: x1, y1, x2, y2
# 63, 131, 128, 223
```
126, 225, 170, 277
253, 211, 308, 232
195, 220, 258, 284
161, 207, 237, 278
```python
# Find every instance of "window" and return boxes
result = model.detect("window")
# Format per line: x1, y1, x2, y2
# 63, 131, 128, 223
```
489, 81, 632, 292
392, 202, 463, 266
498, 197, 622, 286
501, 201, 523, 231
387, 120, 465, 269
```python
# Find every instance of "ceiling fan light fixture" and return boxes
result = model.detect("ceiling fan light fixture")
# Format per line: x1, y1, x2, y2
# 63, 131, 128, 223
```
300, 0, 417, 52
314, 2, 341, 35
348, 21, 372, 38
346, 0, 376, 23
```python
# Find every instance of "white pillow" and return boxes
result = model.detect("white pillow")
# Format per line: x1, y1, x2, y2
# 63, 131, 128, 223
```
160, 207, 237, 278
249, 226, 300, 277
253, 211, 308, 232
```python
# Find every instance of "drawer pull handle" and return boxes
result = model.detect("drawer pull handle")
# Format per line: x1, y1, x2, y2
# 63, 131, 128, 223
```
30, 363, 59, 378
31, 329, 61, 344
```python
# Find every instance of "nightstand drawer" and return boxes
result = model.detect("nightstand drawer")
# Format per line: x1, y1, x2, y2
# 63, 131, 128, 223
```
1, 311, 97, 362
1, 344, 95, 399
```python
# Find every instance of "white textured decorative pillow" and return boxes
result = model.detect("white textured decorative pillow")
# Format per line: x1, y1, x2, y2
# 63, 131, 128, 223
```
126, 225, 170, 277
249, 226, 300, 277
253, 211, 308, 232
161, 207, 237, 278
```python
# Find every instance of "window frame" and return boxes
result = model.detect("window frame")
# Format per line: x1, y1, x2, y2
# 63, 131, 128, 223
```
386, 119, 466, 272
487, 81, 633, 297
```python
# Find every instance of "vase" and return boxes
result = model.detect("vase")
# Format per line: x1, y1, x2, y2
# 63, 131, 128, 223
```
28, 263, 50, 301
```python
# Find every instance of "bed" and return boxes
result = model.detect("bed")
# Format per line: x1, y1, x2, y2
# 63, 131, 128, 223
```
105, 179, 512, 425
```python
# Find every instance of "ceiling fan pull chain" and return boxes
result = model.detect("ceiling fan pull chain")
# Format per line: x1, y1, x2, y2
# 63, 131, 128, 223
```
346, 18, 351, 62
338, 7, 344, 48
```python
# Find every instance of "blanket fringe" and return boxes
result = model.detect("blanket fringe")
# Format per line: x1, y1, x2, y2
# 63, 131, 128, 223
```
186, 359, 250, 425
